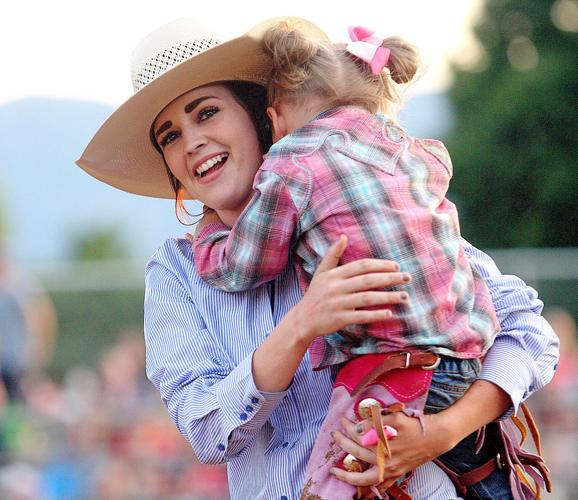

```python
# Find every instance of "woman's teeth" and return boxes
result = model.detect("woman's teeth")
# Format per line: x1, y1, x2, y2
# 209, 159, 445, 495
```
196, 153, 228, 176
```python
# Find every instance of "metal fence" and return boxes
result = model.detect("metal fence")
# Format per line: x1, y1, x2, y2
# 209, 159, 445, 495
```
29, 247, 578, 300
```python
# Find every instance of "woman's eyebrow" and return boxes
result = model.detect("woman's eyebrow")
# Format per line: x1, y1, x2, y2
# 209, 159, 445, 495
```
155, 121, 172, 139
154, 95, 215, 138
184, 95, 214, 114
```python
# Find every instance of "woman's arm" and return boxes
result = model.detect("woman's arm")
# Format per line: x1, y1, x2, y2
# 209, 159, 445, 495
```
330, 240, 560, 488
252, 235, 411, 392
145, 237, 410, 463
330, 380, 511, 488
463, 240, 560, 412
145, 239, 281, 464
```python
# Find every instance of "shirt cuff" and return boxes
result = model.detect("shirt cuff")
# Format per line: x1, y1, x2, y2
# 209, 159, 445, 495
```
213, 352, 288, 449
195, 222, 230, 242
479, 338, 536, 417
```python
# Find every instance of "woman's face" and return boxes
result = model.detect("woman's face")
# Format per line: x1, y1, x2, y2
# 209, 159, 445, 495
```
154, 84, 263, 225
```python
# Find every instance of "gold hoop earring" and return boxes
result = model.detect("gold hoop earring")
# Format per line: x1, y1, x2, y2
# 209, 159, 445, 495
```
175, 186, 190, 224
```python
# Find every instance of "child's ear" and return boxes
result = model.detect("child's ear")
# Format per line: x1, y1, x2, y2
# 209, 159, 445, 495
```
267, 106, 288, 142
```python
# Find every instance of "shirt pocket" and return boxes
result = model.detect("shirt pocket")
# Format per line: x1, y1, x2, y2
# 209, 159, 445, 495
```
264, 390, 304, 454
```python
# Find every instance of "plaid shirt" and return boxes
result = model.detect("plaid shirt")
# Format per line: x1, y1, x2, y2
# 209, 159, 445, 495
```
194, 106, 499, 369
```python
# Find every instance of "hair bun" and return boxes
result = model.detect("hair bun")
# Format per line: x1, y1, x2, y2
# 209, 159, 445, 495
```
382, 36, 419, 84
263, 24, 321, 93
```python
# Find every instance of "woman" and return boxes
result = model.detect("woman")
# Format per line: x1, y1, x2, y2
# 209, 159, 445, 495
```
77, 17, 559, 499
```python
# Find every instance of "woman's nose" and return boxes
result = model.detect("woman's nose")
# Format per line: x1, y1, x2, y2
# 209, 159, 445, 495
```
183, 129, 207, 155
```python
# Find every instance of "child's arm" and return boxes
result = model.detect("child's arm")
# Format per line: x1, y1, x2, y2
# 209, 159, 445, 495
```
193, 168, 301, 292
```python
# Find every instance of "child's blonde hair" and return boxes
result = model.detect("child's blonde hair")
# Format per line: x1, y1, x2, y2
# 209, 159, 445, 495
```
262, 22, 420, 114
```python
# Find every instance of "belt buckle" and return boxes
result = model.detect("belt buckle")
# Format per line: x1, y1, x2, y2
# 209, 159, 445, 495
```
422, 354, 441, 371
496, 452, 504, 470
399, 352, 411, 368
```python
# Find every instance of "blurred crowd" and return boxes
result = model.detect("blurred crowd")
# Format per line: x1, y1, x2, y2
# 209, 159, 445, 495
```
0, 249, 576, 499
0, 331, 229, 500
0, 252, 228, 500
527, 308, 578, 500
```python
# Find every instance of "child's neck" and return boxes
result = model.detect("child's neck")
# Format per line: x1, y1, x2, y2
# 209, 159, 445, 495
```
284, 96, 333, 132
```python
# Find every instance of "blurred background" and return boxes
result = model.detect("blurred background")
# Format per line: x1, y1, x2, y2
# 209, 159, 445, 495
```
0, 0, 576, 498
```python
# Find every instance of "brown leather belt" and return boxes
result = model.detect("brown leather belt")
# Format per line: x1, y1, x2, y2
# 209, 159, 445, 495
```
433, 454, 506, 497
351, 351, 440, 397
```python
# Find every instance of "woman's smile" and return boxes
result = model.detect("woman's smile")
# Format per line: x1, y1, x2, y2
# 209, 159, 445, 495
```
193, 152, 230, 178
154, 84, 263, 224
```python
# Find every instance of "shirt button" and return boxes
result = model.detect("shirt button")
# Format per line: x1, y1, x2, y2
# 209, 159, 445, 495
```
245, 405, 254, 412
281, 496, 288, 500
240, 412, 248, 421
282, 442, 289, 448
251, 397, 259, 404
217, 443, 225, 451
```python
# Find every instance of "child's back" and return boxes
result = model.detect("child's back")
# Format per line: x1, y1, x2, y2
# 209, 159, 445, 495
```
194, 21, 499, 367
257, 105, 498, 368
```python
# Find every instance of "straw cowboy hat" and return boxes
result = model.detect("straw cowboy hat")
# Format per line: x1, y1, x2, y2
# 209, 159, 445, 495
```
76, 17, 329, 199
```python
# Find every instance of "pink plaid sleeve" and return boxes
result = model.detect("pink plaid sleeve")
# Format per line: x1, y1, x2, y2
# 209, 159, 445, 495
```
192, 168, 301, 292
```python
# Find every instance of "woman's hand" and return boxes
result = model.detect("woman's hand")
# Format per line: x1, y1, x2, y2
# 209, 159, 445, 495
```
330, 380, 511, 490
330, 413, 455, 489
252, 235, 411, 393
291, 235, 411, 347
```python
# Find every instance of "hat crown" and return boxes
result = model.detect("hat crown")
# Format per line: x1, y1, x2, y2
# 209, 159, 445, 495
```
130, 19, 222, 92
78, 16, 331, 199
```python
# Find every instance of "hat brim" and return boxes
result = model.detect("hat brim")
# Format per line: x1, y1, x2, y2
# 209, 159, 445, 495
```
76, 36, 269, 199
76, 17, 330, 199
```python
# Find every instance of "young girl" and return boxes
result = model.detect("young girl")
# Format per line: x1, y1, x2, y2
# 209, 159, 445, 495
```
191, 20, 530, 499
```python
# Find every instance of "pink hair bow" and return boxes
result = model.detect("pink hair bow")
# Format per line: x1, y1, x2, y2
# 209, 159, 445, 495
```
346, 26, 390, 75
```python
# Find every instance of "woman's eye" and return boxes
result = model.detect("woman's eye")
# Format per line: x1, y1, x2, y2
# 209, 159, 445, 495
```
160, 131, 179, 148
198, 106, 219, 122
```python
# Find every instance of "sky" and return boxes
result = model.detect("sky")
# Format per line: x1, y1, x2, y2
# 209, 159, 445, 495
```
0, 0, 482, 107
0, 0, 483, 265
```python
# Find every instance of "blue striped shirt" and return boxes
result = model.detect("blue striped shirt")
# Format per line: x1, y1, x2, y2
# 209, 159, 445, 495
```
144, 237, 559, 500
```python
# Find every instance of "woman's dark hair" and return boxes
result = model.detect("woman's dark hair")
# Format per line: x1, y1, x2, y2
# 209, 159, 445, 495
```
150, 81, 272, 224
226, 81, 272, 155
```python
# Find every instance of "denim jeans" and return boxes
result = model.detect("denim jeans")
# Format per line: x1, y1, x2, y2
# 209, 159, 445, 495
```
424, 357, 513, 500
